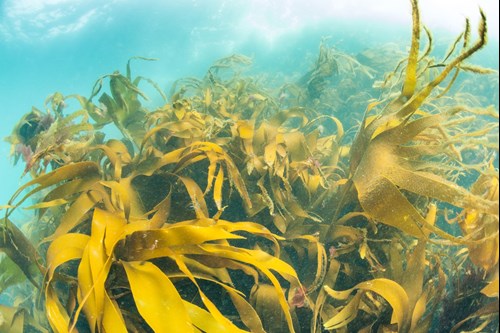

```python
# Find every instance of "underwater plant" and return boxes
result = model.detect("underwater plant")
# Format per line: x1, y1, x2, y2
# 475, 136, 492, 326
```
1, 0, 498, 332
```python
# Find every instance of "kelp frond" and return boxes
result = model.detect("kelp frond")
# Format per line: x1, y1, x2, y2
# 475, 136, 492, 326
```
1, 0, 498, 332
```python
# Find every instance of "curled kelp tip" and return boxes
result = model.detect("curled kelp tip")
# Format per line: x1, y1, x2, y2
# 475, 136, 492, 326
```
478, 8, 487, 44
125, 56, 159, 80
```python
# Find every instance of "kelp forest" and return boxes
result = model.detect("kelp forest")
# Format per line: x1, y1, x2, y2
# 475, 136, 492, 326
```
0, 0, 498, 332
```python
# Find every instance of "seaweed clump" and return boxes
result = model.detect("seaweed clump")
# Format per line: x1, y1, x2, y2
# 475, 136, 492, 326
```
1, 1, 499, 332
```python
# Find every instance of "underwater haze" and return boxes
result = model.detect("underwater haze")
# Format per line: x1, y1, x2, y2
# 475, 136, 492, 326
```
0, 0, 499, 332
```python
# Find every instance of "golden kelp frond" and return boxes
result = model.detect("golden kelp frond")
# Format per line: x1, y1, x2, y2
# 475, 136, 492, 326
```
6, 161, 101, 216
169, 77, 205, 103
42, 208, 299, 332
398, 9, 487, 118
321, 205, 447, 332
142, 100, 230, 151
458, 163, 499, 273
168, 55, 279, 125
345, 7, 497, 243
318, 4, 498, 330
228, 110, 344, 232
401, 0, 421, 99
349, 110, 498, 241
323, 278, 410, 331
131, 140, 253, 215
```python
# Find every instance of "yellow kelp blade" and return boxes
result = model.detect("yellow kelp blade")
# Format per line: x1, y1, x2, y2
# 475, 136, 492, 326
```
45, 233, 89, 333
90, 144, 123, 180
149, 188, 172, 228
142, 146, 185, 175
122, 261, 194, 333
204, 87, 212, 107
481, 277, 499, 298
214, 219, 282, 255
46, 233, 89, 284
149, 224, 246, 246
204, 154, 218, 194
101, 296, 128, 333
116, 224, 245, 261
460, 169, 499, 271
0, 307, 41, 333
312, 260, 341, 332
40, 176, 100, 214
177, 176, 209, 218
354, 176, 426, 238
171, 254, 250, 333
182, 301, 228, 332
355, 175, 482, 244
396, 8, 487, 119
172, 269, 265, 332
43, 187, 105, 242
7, 161, 100, 213
65, 210, 131, 332
213, 165, 224, 210
401, 0, 420, 99
100, 180, 132, 220
405, 204, 435, 331
324, 278, 410, 331
251, 283, 295, 333
323, 292, 363, 330
184, 142, 252, 209
76, 243, 103, 332
410, 290, 430, 333
286, 234, 327, 293
385, 166, 498, 215
23, 198, 68, 210
197, 244, 297, 333
0, 306, 41, 333
45, 287, 73, 333
224, 285, 266, 333
76, 208, 124, 332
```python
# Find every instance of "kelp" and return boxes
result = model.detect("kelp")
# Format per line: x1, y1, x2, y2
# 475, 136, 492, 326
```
0, 218, 42, 289
319, 2, 499, 331
342, 2, 497, 243
322, 204, 446, 332
5, 103, 94, 177
1, 0, 499, 332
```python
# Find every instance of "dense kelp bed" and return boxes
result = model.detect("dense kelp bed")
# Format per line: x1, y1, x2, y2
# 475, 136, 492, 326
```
1, 0, 499, 332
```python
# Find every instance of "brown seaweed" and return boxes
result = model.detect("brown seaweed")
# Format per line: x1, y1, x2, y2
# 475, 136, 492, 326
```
0, 1, 498, 332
